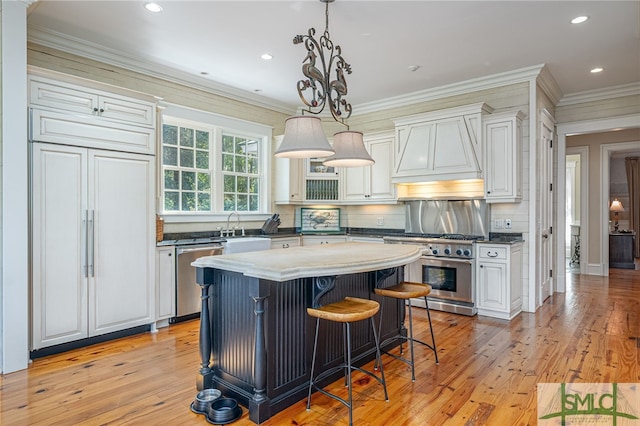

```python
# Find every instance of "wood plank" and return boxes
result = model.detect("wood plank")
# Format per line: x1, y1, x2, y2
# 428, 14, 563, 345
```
1, 268, 638, 425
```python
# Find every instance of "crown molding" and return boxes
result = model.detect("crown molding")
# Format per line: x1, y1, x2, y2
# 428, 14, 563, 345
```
353, 65, 547, 116
27, 25, 296, 115
557, 83, 640, 107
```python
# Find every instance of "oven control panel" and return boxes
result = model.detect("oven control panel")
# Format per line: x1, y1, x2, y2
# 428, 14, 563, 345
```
423, 243, 473, 259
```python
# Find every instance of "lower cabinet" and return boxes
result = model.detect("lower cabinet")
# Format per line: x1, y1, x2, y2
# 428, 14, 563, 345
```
270, 236, 301, 249
31, 142, 155, 350
475, 242, 523, 320
156, 246, 176, 326
301, 235, 348, 245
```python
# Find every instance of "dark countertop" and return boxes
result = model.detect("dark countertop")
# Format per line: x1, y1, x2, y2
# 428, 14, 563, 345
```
486, 232, 524, 244
157, 229, 524, 246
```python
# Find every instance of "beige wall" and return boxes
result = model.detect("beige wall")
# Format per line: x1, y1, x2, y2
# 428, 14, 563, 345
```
566, 128, 640, 265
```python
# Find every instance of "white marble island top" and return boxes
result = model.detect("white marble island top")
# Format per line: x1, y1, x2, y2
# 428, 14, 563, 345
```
192, 242, 422, 281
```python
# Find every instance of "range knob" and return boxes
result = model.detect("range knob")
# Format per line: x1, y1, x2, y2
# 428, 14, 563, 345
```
456, 249, 463, 256
444, 248, 451, 255
432, 248, 439, 255
463, 249, 471, 257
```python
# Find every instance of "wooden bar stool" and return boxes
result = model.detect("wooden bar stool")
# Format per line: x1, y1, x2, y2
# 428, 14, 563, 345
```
306, 296, 389, 426
374, 282, 438, 381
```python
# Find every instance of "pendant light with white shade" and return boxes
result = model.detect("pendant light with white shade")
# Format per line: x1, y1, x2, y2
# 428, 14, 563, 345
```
274, 0, 372, 167
323, 130, 374, 167
274, 116, 334, 158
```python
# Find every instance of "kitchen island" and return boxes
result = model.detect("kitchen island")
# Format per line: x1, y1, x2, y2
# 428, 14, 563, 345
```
192, 242, 421, 423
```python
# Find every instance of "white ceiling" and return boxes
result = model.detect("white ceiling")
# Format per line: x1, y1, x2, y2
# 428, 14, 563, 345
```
27, 1, 640, 113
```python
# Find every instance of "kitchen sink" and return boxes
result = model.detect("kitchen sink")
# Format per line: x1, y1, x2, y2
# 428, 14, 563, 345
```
222, 237, 271, 254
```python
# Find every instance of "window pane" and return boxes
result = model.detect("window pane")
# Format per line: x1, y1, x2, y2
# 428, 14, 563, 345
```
248, 156, 258, 174
235, 155, 246, 173
196, 130, 209, 149
196, 150, 209, 169
165, 191, 179, 211
249, 177, 259, 193
237, 194, 248, 211
163, 146, 177, 166
164, 170, 179, 190
198, 193, 210, 211
180, 127, 194, 147
197, 172, 210, 191
224, 194, 235, 211
163, 125, 178, 145
246, 140, 258, 156
222, 135, 234, 153
249, 195, 259, 211
224, 175, 235, 192
222, 154, 234, 172
182, 192, 196, 211
237, 176, 248, 193
180, 148, 194, 168
182, 171, 196, 191
235, 138, 246, 154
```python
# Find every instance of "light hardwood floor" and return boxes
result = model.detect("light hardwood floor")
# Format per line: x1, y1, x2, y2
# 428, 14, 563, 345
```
2, 268, 638, 426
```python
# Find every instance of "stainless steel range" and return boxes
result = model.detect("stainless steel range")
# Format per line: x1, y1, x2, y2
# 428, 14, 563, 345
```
383, 199, 490, 316
384, 234, 481, 315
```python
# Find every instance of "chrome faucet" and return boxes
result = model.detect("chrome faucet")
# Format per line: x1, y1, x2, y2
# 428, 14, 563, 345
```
225, 211, 240, 237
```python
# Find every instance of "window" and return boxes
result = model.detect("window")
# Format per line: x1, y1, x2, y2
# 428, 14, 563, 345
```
160, 107, 271, 218
222, 135, 260, 211
162, 122, 212, 212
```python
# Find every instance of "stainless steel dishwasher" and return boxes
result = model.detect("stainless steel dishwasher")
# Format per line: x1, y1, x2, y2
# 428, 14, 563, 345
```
174, 243, 223, 322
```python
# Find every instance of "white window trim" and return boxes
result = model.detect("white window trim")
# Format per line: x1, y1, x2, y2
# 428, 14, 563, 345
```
159, 103, 273, 222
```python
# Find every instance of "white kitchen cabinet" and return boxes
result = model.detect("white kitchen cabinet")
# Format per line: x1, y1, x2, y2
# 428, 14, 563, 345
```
29, 75, 156, 127
392, 103, 493, 183
302, 235, 348, 245
341, 133, 396, 203
31, 143, 155, 350
270, 236, 302, 249
29, 75, 156, 155
483, 109, 525, 203
273, 135, 304, 204
156, 246, 176, 325
475, 242, 523, 320
304, 158, 340, 202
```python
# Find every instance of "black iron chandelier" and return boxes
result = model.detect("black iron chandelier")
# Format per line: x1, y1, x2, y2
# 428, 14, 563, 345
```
275, 0, 374, 167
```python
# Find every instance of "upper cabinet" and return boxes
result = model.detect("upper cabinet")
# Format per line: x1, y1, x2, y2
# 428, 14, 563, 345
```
392, 103, 493, 183
273, 136, 304, 204
483, 109, 525, 203
341, 132, 396, 203
28, 74, 156, 155
304, 158, 340, 202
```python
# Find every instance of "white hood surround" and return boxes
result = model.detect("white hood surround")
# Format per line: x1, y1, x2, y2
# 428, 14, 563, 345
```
392, 103, 494, 184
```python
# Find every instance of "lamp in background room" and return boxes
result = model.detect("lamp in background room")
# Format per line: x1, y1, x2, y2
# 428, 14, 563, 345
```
610, 199, 624, 232
274, 0, 373, 166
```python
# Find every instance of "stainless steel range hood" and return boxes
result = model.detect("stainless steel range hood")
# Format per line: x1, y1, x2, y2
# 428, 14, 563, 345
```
404, 199, 489, 237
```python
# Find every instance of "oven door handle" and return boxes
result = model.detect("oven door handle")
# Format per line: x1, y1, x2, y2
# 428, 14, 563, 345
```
422, 256, 473, 265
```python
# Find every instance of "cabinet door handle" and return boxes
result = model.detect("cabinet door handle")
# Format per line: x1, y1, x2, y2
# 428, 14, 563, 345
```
487, 251, 498, 257
82, 210, 88, 277
88, 210, 95, 277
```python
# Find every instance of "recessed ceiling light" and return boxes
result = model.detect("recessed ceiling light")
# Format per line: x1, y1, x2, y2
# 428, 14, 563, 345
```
261, 53, 273, 61
200, 71, 209, 76
571, 15, 589, 24
590, 67, 604, 73
144, 2, 163, 13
